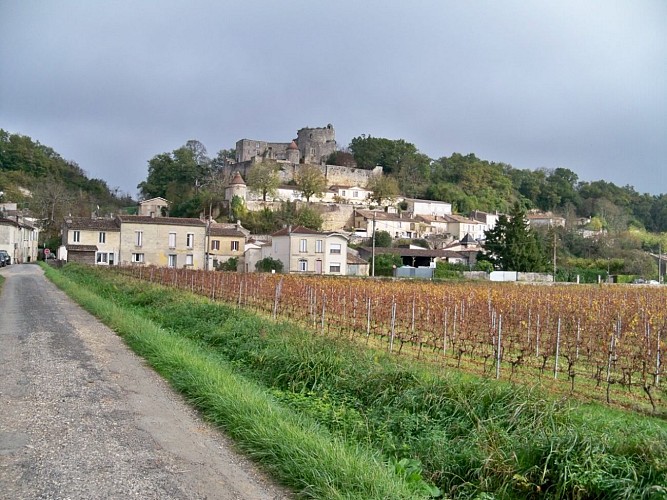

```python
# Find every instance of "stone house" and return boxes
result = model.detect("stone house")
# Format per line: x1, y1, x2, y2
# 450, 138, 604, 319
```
264, 225, 348, 275
353, 209, 425, 239
60, 217, 121, 265
116, 215, 206, 268
329, 185, 372, 204
526, 211, 566, 228
403, 198, 452, 217
0, 216, 39, 264
208, 221, 249, 270
138, 197, 170, 217
440, 214, 487, 241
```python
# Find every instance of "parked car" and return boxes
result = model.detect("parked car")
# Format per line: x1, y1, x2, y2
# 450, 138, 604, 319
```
0, 250, 10, 266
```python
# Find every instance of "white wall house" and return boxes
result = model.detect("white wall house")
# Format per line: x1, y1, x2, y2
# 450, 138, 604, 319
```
263, 225, 348, 275
0, 216, 39, 264
353, 209, 426, 239
403, 198, 452, 217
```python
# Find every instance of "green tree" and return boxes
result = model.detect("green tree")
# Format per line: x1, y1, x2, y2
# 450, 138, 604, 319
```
367, 176, 399, 206
229, 195, 247, 222
138, 144, 209, 203
247, 161, 280, 201
256, 257, 284, 273
478, 203, 547, 272
349, 136, 421, 174
295, 164, 326, 202
373, 230, 392, 247
371, 253, 403, 276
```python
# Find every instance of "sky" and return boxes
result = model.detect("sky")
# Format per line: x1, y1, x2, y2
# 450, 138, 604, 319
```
1, 1, 666, 198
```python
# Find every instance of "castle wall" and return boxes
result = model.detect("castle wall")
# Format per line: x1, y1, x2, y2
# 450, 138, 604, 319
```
322, 165, 383, 187
223, 162, 383, 191
319, 203, 355, 232
236, 139, 291, 162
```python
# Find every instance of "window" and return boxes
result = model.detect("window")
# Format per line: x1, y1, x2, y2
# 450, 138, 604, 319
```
299, 239, 307, 252
96, 252, 114, 265
168, 255, 177, 268
99, 232, 106, 244
168, 232, 176, 248
185, 254, 193, 266
131, 253, 144, 263
211, 240, 220, 251
341, 190, 346, 197
315, 239, 323, 253
353, 191, 359, 198
330, 243, 341, 254
231, 240, 239, 251
73, 230, 80, 243
298, 259, 308, 272
186, 233, 194, 248
329, 262, 341, 273
135, 231, 143, 247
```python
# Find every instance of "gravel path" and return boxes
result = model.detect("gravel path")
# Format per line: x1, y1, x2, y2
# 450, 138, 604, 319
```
0, 264, 291, 500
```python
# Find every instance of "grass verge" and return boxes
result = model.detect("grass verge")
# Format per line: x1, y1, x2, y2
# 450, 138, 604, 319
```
41, 263, 423, 499
47, 264, 667, 499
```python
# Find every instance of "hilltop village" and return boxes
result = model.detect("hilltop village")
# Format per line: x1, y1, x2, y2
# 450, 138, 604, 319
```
49, 124, 578, 279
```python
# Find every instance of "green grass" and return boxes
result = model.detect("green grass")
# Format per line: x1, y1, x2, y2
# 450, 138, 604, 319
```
41, 263, 423, 499
46, 264, 667, 499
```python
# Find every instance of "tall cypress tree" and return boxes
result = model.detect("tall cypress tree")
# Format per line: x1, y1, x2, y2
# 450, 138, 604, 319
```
478, 203, 547, 272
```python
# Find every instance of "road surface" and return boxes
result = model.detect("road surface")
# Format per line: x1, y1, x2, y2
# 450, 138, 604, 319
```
0, 264, 290, 499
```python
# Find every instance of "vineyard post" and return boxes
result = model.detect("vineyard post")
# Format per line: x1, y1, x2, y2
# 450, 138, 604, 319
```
527, 309, 532, 350
321, 295, 326, 335
443, 310, 448, 358
576, 319, 581, 360
389, 298, 396, 353
554, 317, 561, 379
536, 315, 541, 358
273, 278, 283, 320
607, 331, 616, 384
411, 295, 416, 337
656, 328, 662, 387
366, 297, 371, 342
495, 314, 502, 379
237, 278, 243, 308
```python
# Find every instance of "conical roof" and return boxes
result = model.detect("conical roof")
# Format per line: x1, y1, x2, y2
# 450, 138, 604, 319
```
230, 171, 245, 185
287, 140, 298, 150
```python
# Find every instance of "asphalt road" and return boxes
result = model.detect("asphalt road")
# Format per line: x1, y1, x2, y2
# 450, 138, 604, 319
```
0, 264, 290, 500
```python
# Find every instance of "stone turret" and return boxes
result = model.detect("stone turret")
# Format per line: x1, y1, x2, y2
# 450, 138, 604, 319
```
286, 140, 300, 164
225, 171, 247, 201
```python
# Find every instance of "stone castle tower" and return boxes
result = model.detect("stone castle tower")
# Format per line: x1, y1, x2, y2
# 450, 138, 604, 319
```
296, 124, 336, 164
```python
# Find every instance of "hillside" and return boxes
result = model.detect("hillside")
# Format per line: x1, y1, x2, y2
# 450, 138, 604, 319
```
0, 129, 135, 243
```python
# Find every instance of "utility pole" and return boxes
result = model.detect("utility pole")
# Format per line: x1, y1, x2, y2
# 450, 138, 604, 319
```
371, 212, 376, 277
659, 243, 663, 284
204, 202, 212, 271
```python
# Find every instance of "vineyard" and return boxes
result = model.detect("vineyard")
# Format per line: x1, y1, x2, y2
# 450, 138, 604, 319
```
118, 266, 666, 414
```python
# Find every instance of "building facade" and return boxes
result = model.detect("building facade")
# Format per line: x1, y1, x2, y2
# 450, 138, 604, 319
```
264, 226, 348, 275
116, 215, 207, 268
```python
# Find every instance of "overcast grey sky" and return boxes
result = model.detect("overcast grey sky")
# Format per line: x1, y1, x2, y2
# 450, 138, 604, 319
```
2, 1, 666, 198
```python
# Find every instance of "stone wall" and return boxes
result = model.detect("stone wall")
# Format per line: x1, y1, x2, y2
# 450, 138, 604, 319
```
322, 165, 383, 187
318, 203, 355, 231
222, 162, 383, 194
